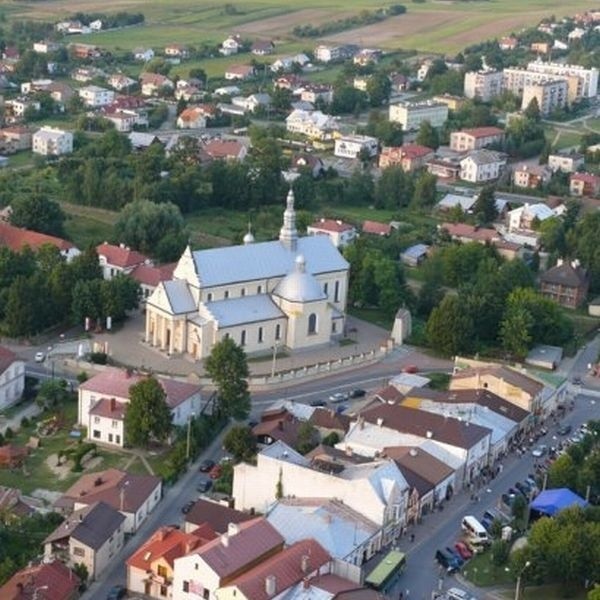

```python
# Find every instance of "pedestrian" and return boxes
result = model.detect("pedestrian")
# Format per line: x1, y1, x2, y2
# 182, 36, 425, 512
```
399, 593, 403, 600
410, 533, 415, 543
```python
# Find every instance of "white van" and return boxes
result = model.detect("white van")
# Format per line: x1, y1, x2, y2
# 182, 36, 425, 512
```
461, 515, 490, 544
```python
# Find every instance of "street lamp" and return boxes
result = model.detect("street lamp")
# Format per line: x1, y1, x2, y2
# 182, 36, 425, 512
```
515, 561, 532, 600
33, 585, 49, 600
186, 412, 196, 460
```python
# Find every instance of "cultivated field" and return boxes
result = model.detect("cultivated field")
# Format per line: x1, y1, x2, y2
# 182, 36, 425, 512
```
3, 0, 597, 54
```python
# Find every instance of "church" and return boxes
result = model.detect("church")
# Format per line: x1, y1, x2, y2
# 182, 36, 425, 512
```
144, 190, 350, 359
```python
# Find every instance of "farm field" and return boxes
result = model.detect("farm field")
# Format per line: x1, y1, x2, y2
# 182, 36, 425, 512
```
4, 0, 596, 55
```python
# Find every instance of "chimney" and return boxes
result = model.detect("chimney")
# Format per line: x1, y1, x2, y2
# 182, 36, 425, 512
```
426, 430, 433, 439
110, 398, 116, 412
228, 522, 240, 537
409, 448, 418, 457
303, 578, 310, 589
94, 477, 103, 487
345, 446, 353, 457
301, 555, 310, 574
265, 575, 277, 596
376, 417, 384, 427
220, 533, 229, 547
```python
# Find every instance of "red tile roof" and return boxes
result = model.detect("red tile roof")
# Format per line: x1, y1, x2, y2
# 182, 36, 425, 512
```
309, 574, 362, 595
440, 222, 499, 243
79, 368, 200, 409
252, 412, 302, 447
204, 139, 245, 160
193, 518, 284, 578
0, 223, 74, 253
0, 561, 79, 600
127, 526, 215, 571
571, 172, 600, 184
227, 539, 330, 600
96, 242, 149, 268
397, 143, 434, 159
460, 126, 504, 139
375, 385, 404, 404
362, 220, 391, 236
130, 263, 175, 287
225, 65, 254, 76
88, 397, 126, 420
56, 468, 161, 514
309, 218, 353, 233
0, 345, 21, 374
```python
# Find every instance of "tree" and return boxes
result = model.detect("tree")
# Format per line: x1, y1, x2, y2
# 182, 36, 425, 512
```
295, 422, 318, 455
124, 377, 172, 448
204, 337, 251, 420
426, 295, 474, 356
524, 97, 541, 121
223, 425, 257, 461
500, 306, 533, 358
473, 185, 498, 225
36, 379, 70, 410
366, 71, 391, 107
412, 171, 437, 207
415, 120, 439, 149
9, 194, 65, 236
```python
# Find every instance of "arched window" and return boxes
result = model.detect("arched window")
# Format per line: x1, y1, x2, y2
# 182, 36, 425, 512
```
240, 330, 246, 346
308, 313, 317, 335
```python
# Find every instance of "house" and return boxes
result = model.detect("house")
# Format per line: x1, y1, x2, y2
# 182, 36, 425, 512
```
307, 218, 357, 248
433, 94, 467, 111
0, 222, 79, 261
285, 109, 339, 140
548, 151, 585, 173
379, 144, 434, 172
131, 263, 176, 304
215, 539, 332, 600
220, 35, 243, 56
570, 172, 600, 197
129, 132, 162, 151
540, 258, 589, 309
71, 66, 105, 82
78, 85, 114, 108
353, 48, 382, 66
224, 65, 255, 81
55, 468, 162, 533
251, 40, 274, 55
106, 73, 137, 92
508, 202, 555, 231
400, 243, 429, 267
47, 82, 75, 104
127, 526, 215, 599
204, 139, 247, 161
0, 126, 32, 151
77, 368, 202, 447
531, 42, 551, 55
427, 157, 461, 180
439, 222, 499, 245
512, 164, 552, 189
177, 106, 209, 129
270, 54, 310, 73
459, 149, 506, 183
464, 69, 504, 101
362, 220, 391, 236
252, 409, 303, 447
133, 47, 155, 62
44, 501, 125, 579
0, 561, 79, 600
334, 135, 378, 159
390, 73, 409, 92
103, 108, 145, 132
165, 44, 190, 59
388, 101, 448, 131
5, 97, 40, 119
300, 84, 334, 105
568, 27, 587, 41
233, 441, 409, 543
274, 74, 307, 92
417, 61, 432, 81
449, 127, 505, 152
68, 43, 102, 60
0, 486, 35, 521
499, 36, 518, 50
139, 73, 174, 97
175, 83, 203, 102
33, 40, 62, 54
309, 409, 351, 438
97, 241, 150, 279
232, 93, 271, 113
522, 80, 569, 116
0, 347, 25, 411
172, 518, 285, 600
184, 498, 253, 535
314, 44, 348, 63
437, 193, 476, 213
289, 153, 324, 178
32, 127, 73, 156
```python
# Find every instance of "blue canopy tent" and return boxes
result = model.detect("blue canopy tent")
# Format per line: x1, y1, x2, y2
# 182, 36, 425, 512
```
530, 488, 588, 517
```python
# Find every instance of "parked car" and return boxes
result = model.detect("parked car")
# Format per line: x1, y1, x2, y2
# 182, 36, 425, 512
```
336, 404, 347, 414
557, 424, 572, 436
209, 464, 223, 479
181, 500, 195, 514
107, 586, 127, 600
532, 445, 548, 458
329, 392, 348, 403
515, 482, 532, 497
310, 399, 326, 407
435, 549, 461, 573
462, 537, 485, 554
447, 588, 477, 600
402, 364, 419, 373
350, 388, 366, 398
34, 351, 45, 363
199, 459, 215, 472
446, 547, 464, 566
454, 541, 473, 560
572, 376, 582, 385
197, 478, 212, 493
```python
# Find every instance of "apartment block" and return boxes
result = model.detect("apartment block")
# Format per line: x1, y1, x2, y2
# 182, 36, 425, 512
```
521, 80, 568, 115
388, 101, 448, 131
464, 70, 503, 101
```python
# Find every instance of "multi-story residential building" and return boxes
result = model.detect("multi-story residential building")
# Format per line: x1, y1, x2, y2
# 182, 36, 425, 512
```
44, 501, 125, 579
314, 44, 357, 63
334, 134, 378, 159
526, 60, 599, 98
32, 127, 73, 156
379, 144, 434, 172
0, 126, 32, 151
78, 85, 114, 107
459, 149, 506, 183
503, 67, 578, 104
539, 258, 589, 309
285, 109, 339, 140
306, 218, 357, 248
433, 94, 467, 111
450, 127, 505, 152
507, 202, 555, 231
0, 346, 25, 411
300, 84, 334, 104
522, 79, 568, 115
464, 69, 503, 101
570, 172, 600, 197
512, 164, 552, 189
388, 101, 448, 131
548, 151, 585, 173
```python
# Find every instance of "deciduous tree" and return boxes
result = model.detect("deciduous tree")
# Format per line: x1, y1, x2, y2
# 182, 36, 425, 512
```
223, 425, 257, 461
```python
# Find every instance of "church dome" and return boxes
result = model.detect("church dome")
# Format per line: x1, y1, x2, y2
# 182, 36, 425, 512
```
274, 255, 326, 303
243, 223, 255, 245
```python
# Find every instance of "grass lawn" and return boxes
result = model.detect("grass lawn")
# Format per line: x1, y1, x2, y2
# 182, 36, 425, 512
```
584, 118, 600, 133
546, 128, 583, 151
501, 584, 587, 600
60, 201, 117, 249
7, 151, 35, 169
348, 306, 393, 330
461, 550, 514, 587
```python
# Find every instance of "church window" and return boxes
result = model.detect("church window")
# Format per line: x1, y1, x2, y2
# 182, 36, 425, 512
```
240, 330, 246, 346
323, 282, 328, 295
224, 290, 229, 299
258, 327, 263, 343
241, 288, 246, 297
308, 313, 317, 335
275, 324, 281, 340
257, 285, 263, 294
207, 293, 213, 302
332, 321, 337, 333
334, 281, 340, 302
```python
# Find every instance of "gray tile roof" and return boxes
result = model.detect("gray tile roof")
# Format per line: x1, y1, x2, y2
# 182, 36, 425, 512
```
163, 280, 197, 314
206, 295, 284, 328
192, 236, 348, 288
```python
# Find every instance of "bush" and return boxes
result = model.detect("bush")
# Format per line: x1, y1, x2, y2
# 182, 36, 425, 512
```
76, 371, 89, 384
4, 427, 14, 440
20, 417, 30, 428
491, 539, 510, 566
89, 352, 108, 365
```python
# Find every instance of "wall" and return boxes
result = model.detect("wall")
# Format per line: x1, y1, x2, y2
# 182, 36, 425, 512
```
0, 360, 25, 410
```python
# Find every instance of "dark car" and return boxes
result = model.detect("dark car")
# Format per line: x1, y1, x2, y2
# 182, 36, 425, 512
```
445, 547, 464, 566
199, 459, 215, 472
516, 482, 532, 496
350, 388, 366, 398
310, 399, 327, 407
435, 549, 461, 573
557, 424, 572, 436
181, 500, 195, 514
107, 585, 127, 600
197, 478, 212, 493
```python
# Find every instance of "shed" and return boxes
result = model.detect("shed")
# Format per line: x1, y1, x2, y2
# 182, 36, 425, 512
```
530, 488, 587, 516
400, 243, 429, 267
589, 297, 600, 317
525, 345, 563, 370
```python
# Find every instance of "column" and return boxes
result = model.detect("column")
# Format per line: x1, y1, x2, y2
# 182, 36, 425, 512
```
152, 314, 158, 347
161, 316, 167, 351
169, 320, 175, 355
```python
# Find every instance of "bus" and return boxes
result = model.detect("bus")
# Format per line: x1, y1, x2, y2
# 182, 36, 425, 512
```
364, 549, 407, 592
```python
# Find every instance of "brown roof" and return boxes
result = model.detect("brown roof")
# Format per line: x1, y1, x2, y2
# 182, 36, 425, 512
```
375, 385, 404, 404
56, 468, 161, 514
130, 263, 175, 287
443, 389, 530, 423
88, 397, 126, 420
309, 408, 351, 432
204, 139, 245, 160
382, 143, 433, 160
310, 574, 363, 595
96, 242, 148, 268
441, 222, 499, 243
0, 346, 20, 374
185, 498, 253, 534
360, 404, 491, 449
460, 126, 504, 139
192, 517, 284, 578
127, 525, 215, 571
383, 446, 454, 488
225, 65, 254, 76
0, 222, 74, 253
362, 220, 391, 236
451, 365, 544, 397
226, 539, 330, 600
309, 218, 353, 233
252, 412, 302, 447
0, 560, 79, 600
78, 368, 200, 409
571, 172, 600, 184
305, 444, 371, 467
540, 261, 589, 288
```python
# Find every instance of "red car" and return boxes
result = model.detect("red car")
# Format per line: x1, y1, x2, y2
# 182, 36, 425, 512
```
209, 464, 222, 480
454, 541, 473, 560
402, 365, 419, 374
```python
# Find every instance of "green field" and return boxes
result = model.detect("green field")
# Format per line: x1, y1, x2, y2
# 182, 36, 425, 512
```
4, 0, 597, 56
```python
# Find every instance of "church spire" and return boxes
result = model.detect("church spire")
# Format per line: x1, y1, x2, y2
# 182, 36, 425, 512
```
279, 188, 298, 251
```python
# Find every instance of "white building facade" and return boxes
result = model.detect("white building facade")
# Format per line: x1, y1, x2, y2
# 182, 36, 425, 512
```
334, 135, 378, 159
0, 348, 25, 411
388, 101, 448, 131
32, 127, 73, 156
